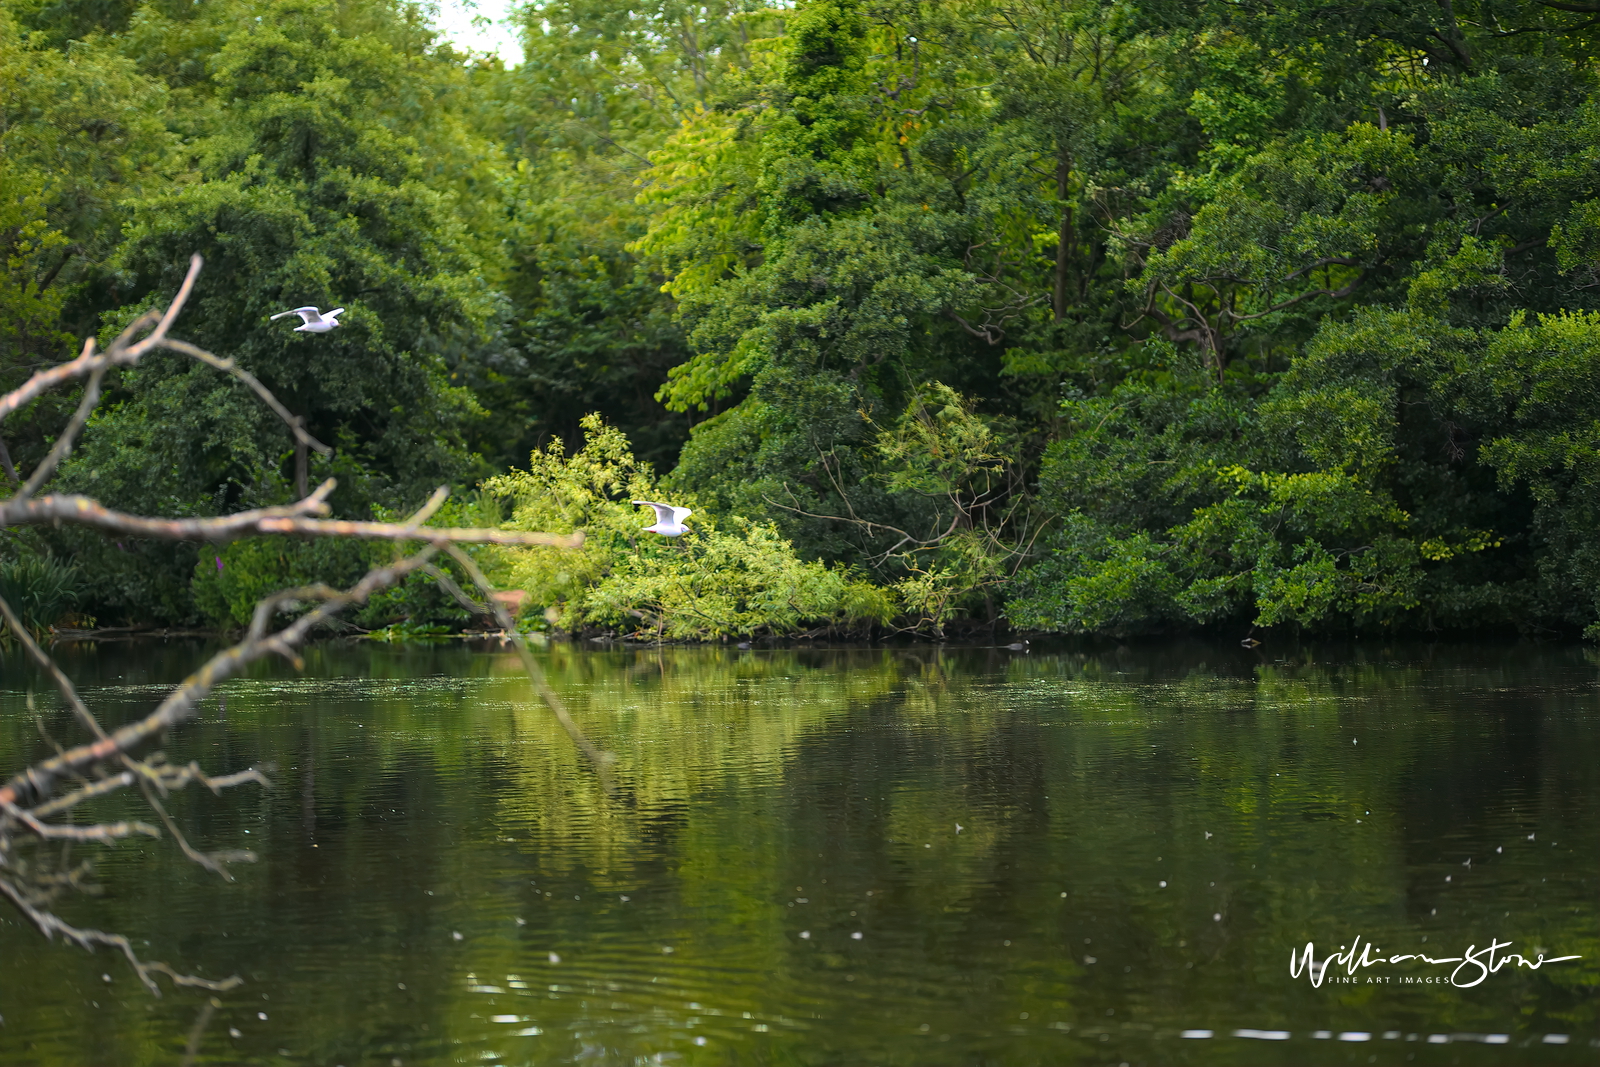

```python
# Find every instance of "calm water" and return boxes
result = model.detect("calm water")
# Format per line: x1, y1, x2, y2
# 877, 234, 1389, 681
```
0, 639, 1596, 1066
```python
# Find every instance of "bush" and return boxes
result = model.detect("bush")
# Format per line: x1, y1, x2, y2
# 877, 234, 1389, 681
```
485, 414, 895, 639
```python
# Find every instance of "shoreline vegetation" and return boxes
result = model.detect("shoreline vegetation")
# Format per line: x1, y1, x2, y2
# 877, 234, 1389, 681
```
8, 0, 1600, 642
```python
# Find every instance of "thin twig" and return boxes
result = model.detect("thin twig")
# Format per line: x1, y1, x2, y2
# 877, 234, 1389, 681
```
159, 339, 331, 455
17, 364, 106, 499
136, 780, 255, 880
1, 801, 161, 843
0, 591, 109, 739
30, 771, 138, 819
438, 545, 616, 776
179, 997, 220, 1067
0, 253, 203, 426
0, 488, 583, 546
0, 546, 443, 809
0, 875, 240, 995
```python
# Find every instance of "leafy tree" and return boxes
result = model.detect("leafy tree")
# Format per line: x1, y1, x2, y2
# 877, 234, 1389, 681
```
10, 0, 1600, 637
1473, 310, 1600, 632
0, 6, 171, 478
635, 0, 1059, 578
472, 0, 781, 469
39, 0, 506, 621
1005, 0, 1600, 636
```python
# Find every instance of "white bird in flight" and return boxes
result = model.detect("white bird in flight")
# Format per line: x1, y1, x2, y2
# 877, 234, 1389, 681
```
632, 500, 692, 536
271, 306, 345, 333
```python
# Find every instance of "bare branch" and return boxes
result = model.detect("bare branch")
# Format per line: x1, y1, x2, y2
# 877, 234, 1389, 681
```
17, 364, 106, 499
180, 997, 220, 1067
169, 761, 272, 795
0, 254, 328, 474
0, 875, 240, 995
4, 537, 423, 811
437, 545, 616, 776
247, 582, 342, 643
140, 253, 204, 354
0, 253, 203, 427
764, 491, 923, 561
0, 482, 584, 547
137, 780, 255, 880
0, 590, 111, 740
1, 801, 161, 843
30, 771, 138, 819
2, 479, 333, 538
0, 338, 107, 426
0, 546, 443, 810
0, 251, 590, 1000
159, 339, 332, 455
421, 563, 493, 615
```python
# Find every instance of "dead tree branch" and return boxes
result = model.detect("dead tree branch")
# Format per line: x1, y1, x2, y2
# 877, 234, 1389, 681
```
0, 480, 585, 547
0, 253, 589, 995
437, 546, 615, 776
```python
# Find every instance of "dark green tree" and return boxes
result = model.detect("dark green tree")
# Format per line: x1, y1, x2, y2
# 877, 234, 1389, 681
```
39, 0, 506, 621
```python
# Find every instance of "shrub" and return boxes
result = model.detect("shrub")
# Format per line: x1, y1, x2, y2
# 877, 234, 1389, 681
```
485, 414, 895, 639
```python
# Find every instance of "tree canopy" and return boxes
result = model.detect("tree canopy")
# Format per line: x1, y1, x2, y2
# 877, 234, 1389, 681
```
6, 0, 1600, 638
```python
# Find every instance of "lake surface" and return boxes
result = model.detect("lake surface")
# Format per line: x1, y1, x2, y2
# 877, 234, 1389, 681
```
0, 639, 1596, 1065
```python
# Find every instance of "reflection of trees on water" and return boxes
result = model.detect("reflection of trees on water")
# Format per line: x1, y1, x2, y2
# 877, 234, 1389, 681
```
0, 641, 1595, 1061
451, 642, 1599, 1053
1001, 642, 1600, 1026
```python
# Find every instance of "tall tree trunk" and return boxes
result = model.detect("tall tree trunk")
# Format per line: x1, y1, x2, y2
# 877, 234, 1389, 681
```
294, 418, 309, 499
1053, 150, 1074, 323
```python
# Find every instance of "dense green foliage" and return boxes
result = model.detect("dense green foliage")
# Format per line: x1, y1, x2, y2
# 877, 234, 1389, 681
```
484, 413, 894, 639
6, 0, 1600, 637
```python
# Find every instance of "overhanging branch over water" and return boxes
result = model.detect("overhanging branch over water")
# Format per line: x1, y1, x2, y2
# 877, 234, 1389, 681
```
0, 254, 603, 993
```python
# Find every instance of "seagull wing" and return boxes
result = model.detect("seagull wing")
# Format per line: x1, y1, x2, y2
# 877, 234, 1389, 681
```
670, 506, 693, 524
325, 307, 345, 319
271, 307, 322, 324
631, 500, 675, 524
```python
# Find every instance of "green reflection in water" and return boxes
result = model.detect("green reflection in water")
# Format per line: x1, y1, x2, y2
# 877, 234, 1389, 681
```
0, 639, 1596, 1065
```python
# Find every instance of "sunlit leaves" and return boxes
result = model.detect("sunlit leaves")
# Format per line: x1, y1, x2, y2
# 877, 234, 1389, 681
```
486, 413, 892, 637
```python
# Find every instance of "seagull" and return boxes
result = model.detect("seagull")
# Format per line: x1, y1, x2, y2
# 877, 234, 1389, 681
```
632, 500, 692, 536
271, 306, 344, 333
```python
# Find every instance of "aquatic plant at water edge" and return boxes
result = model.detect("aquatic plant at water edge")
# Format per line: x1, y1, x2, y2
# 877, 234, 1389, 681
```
0, 551, 83, 634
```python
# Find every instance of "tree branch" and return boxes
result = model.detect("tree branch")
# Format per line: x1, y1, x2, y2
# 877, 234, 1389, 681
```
17, 365, 106, 500
436, 545, 616, 776
0, 251, 588, 998
0, 251, 202, 426
0, 482, 584, 546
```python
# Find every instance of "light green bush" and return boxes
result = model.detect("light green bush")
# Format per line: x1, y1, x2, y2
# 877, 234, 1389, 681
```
485, 414, 895, 639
